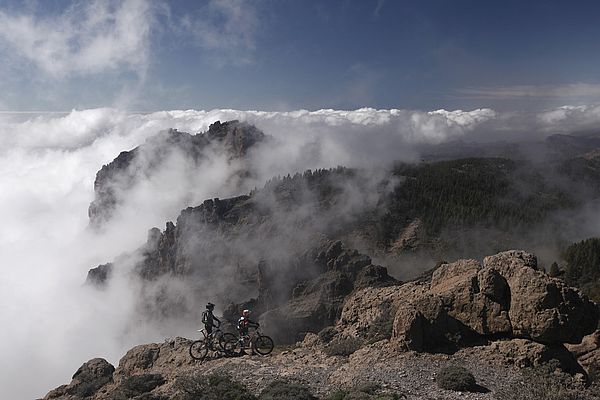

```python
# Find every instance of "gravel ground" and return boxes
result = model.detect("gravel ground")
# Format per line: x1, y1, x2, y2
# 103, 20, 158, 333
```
163, 339, 584, 399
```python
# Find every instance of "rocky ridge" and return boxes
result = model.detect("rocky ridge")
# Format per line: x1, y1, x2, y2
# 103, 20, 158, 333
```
88, 120, 266, 227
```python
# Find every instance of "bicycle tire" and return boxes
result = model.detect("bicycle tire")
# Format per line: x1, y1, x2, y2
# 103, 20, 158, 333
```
219, 332, 237, 350
189, 340, 208, 360
253, 335, 274, 355
223, 337, 244, 356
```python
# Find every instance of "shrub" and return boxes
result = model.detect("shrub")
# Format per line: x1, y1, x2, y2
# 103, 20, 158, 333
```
325, 385, 404, 400
325, 390, 349, 400
173, 373, 256, 400
436, 365, 476, 391
258, 380, 317, 400
494, 361, 590, 400
318, 326, 338, 343
354, 382, 381, 394
324, 337, 363, 357
108, 374, 166, 400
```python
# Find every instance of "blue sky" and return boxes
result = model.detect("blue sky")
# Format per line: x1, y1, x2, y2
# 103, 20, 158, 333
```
0, 0, 599, 111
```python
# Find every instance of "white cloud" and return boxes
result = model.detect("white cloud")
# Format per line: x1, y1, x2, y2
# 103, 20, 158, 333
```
0, 0, 156, 78
535, 104, 600, 134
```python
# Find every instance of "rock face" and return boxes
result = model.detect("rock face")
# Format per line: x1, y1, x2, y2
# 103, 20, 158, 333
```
258, 240, 398, 343
44, 358, 115, 399
88, 120, 266, 227
488, 339, 584, 375
44, 338, 193, 400
482, 251, 597, 343
337, 251, 598, 354
567, 330, 600, 376
86, 165, 399, 342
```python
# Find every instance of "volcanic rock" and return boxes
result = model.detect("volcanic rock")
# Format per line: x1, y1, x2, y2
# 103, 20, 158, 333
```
489, 339, 584, 375
567, 330, 600, 377
44, 358, 115, 399
88, 121, 265, 227
483, 250, 598, 343
257, 240, 399, 344
336, 250, 598, 354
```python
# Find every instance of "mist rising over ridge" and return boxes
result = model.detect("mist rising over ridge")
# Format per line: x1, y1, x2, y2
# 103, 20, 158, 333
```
2, 106, 600, 399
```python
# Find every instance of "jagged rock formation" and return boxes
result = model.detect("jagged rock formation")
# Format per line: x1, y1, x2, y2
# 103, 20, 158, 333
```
88, 120, 266, 227
85, 166, 393, 332
337, 251, 598, 371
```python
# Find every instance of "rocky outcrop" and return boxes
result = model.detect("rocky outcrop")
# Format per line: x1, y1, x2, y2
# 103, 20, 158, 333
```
567, 330, 600, 376
88, 121, 266, 227
482, 251, 597, 343
85, 263, 113, 286
43, 338, 193, 400
390, 218, 424, 252
487, 339, 585, 375
336, 251, 598, 357
234, 240, 399, 344
44, 358, 115, 399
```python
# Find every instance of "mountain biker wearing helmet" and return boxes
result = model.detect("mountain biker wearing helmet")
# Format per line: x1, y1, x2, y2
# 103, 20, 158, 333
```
237, 309, 259, 336
202, 302, 221, 335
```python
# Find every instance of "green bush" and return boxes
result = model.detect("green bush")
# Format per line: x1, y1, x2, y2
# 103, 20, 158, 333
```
436, 365, 476, 391
258, 380, 317, 400
324, 337, 363, 357
563, 237, 600, 301
173, 373, 256, 400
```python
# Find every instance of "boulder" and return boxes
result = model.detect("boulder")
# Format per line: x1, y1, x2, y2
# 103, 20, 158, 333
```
490, 339, 585, 375
484, 251, 598, 343
337, 250, 598, 356
338, 285, 409, 340
43, 358, 115, 399
391, 302, 426, 351
430, 259, 512, 336
114, 337, 194, 380
566, 330, 600, 376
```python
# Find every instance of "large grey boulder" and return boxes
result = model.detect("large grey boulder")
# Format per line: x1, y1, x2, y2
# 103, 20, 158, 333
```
336, 250, 598, 354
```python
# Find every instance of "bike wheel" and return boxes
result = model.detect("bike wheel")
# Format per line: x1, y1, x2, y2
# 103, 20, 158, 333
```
253, 335, 274, 355
223, 337, 244, 357
219, 332, 237, 351
189, 340, 208, 361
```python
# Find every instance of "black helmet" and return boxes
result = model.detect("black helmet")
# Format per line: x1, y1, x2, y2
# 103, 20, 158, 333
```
206, 302, 215, 309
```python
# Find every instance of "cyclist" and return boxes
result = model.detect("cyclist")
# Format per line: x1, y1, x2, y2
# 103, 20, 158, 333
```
237, 309, 259, 354
202, 302, 221, 335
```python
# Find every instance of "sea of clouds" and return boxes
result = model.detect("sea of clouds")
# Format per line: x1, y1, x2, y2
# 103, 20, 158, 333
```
1, 106, 600, 398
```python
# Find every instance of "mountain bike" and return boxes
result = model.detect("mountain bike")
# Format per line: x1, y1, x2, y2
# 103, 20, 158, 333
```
225, 329, 274, 356
189, 328, 237, 362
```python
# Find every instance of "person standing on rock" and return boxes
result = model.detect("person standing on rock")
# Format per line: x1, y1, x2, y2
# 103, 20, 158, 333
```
202, 302, 221, 335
